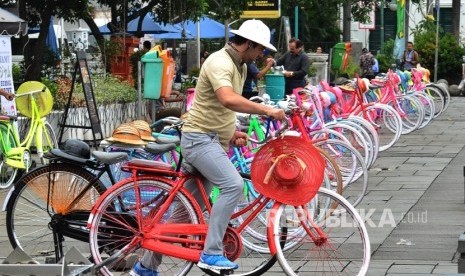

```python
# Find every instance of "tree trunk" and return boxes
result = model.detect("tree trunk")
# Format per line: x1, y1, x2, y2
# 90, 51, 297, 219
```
19, 0, 28, 71
24, 9, 53, 81
342, 1, 351, 42
82, 14, 105, 55
451, 0, 460, 41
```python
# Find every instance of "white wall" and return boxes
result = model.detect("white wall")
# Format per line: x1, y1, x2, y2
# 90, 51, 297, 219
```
348, 0, 465, 49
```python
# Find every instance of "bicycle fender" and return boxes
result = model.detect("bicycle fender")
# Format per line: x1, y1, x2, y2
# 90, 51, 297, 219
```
2, 186, 15, 211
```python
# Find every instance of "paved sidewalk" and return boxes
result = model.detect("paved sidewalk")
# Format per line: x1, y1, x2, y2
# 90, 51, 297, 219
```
364, 97, 465, 275
0, 97, 464, 275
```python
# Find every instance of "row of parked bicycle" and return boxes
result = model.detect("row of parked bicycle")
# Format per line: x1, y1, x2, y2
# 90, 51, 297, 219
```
2, 67, 449, 275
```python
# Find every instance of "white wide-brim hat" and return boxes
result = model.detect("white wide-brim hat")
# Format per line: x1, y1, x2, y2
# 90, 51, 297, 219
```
231, 19, 277, 52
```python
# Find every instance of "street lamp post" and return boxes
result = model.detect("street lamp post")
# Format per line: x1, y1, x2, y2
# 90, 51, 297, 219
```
380, 0, 385, 52
433, 0, 440, 82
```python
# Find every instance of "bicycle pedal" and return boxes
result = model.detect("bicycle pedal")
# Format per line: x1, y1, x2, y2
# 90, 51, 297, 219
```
219, 269, 234, 275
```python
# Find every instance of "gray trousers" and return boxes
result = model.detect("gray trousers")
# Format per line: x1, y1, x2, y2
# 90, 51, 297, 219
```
141, 131, 243, 268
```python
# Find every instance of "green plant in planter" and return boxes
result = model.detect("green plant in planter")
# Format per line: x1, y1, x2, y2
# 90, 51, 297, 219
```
188, 67, 200, 79
308, 65, 317, 77
337, 56, 360, 78
53, 74, 137, 110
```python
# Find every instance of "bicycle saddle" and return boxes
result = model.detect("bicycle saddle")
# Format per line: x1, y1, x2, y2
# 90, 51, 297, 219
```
145, 142, 177, 155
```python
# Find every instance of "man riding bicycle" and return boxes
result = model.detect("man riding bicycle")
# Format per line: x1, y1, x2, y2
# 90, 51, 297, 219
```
131, 19, 285, 275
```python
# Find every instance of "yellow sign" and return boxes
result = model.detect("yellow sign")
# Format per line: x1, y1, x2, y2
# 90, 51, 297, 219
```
241, 0, 281, 18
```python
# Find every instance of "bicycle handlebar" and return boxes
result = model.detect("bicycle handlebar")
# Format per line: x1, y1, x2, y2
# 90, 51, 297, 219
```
150, 116, 183, 130
16, 86, 47, 98
247, 117, 290, 144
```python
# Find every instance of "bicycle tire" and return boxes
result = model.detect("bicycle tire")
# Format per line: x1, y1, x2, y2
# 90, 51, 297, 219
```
6, 163, 106, 262
346, 116, 379, 164
324, 122, 371, 167
428, 83, 450, 113
205, 175, 288, 276
39, 121, 58, 165
424, 85, 445, 118
412, 91, 435, 129
0, 123, 21, 189
361, 103, 402, 152
392, 95, 424, 134
270, 187, 371, 276
89, 178, 198, 276
337, 119, 377, 168
315, 139, 369, 208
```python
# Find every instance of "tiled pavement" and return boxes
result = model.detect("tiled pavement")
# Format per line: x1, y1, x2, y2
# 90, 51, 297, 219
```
0, 97, 465, 275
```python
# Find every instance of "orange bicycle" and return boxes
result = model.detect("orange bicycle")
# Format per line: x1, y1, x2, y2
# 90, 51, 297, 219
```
87, 119, 371, 276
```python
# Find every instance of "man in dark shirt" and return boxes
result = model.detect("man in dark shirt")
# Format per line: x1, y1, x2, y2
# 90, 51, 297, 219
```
243, 56, 274, 99
276, 37, 309, 95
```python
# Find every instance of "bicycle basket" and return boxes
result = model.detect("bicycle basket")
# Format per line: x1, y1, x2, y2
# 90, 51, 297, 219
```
250, 136, 325, 206
16, 81, 53, 118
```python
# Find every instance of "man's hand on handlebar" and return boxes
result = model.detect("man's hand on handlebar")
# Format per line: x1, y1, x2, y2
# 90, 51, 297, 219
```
265, 107, 286, 121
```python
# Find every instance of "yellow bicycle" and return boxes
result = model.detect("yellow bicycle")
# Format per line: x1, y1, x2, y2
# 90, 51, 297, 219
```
0, 81, 58, 189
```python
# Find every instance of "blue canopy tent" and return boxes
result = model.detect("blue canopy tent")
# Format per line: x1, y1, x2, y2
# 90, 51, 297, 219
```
153, 25, 194, 39
151, 16, 230, 40
183, 16, 231, 39
98, 13, 180, 35
46, 18, 59, 57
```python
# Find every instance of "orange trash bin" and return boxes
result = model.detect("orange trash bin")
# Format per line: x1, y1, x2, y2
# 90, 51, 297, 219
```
152, 45, 175, 98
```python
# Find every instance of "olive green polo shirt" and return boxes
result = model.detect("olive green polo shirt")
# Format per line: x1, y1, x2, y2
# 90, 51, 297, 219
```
183, 45, 247, 150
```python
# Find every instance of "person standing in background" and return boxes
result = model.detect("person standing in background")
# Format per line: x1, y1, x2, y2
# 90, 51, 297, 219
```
316, 46, 323, 54
359, 48, 375, 80
243, 56, 274, 99
402, 41, 419, 70
200, 50, 210, 67
276, 38, 309, 95
143, 41, 152, 51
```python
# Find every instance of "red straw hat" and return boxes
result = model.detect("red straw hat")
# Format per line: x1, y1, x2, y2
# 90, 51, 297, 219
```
251, 136, 325, 206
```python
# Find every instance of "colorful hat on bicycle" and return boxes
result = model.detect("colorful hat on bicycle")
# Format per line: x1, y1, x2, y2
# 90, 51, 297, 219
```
251, 136, 325, 206
130, 120, 156, 142
230, 19, 277, 52
106, 123, 147, 145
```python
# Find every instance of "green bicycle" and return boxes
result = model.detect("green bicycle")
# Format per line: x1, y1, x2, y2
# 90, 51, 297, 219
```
0, 81, 58, 189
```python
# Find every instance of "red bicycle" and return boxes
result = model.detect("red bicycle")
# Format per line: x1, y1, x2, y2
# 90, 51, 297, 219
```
87, 118, 370, 276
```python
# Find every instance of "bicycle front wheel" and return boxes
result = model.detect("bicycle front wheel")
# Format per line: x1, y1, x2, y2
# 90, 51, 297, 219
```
89, 178, 200, 276
270, 187, 371, 276
39, 121, 58, 165
6, 163, 105, 261
0, 123, 21, 189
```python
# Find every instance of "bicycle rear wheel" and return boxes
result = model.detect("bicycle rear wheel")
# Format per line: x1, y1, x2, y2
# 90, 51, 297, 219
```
270, 187, 370, 276
89, 178, 199, 276
0, 123, 21, 189
6, 163, 105, 262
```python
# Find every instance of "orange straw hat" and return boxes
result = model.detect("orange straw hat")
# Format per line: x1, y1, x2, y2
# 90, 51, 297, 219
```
130, 120, 156, 142
251, 136, 325, 206
106, 123, 147, 145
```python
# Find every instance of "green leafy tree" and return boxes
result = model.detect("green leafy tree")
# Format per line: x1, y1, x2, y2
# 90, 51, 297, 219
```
17, 0, 93, 81
413, 18, 465, 83
281, 0, 378, 47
